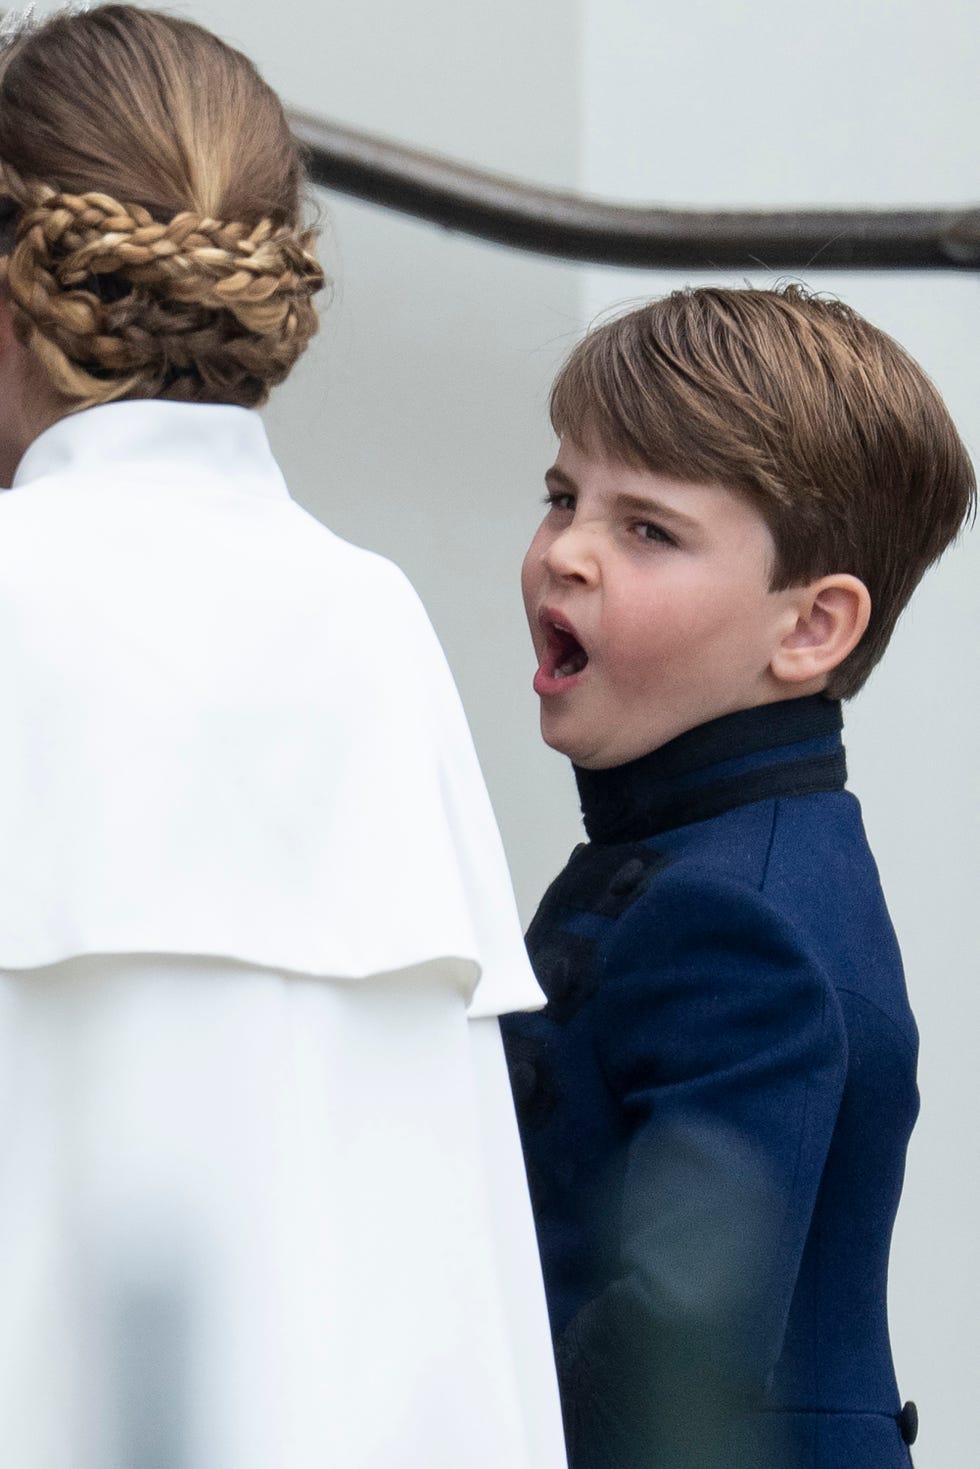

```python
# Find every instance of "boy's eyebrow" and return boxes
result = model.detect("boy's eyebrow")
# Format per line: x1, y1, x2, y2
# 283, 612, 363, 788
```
549, 467, 702, 531
544, 466, 577, 493
612, 492, 702, 531
545, 466, 702, 531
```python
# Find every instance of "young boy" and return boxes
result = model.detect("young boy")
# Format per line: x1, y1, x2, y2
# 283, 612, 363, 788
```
501, 285, 975, 1469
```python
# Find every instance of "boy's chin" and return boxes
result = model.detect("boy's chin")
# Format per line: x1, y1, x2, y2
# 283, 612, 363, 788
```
539, 717, 632, 771
539, 713, 592, 766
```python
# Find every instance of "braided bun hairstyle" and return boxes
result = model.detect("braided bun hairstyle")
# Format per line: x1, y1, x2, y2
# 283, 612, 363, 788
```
0, 5, 325, 408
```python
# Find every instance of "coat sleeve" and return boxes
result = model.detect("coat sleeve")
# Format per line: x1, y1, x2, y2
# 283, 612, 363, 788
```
554, 868, 848, 1469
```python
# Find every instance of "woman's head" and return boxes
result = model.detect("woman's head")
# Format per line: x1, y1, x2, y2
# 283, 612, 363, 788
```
0, 4, 325, 410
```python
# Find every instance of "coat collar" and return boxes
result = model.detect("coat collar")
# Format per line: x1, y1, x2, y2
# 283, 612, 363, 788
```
574, 696, 846, 844
10, 400, 290, 501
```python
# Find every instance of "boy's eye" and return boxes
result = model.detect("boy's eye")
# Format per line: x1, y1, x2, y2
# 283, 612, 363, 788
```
543, 491, 575, 513
635, 521, 675, 545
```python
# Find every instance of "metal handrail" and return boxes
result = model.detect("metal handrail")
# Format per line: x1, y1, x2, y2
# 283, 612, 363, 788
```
289, 109, 980, 272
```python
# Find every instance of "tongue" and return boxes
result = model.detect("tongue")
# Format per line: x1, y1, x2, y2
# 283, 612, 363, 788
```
550, 626, 588, 679
555, 644, 588, 677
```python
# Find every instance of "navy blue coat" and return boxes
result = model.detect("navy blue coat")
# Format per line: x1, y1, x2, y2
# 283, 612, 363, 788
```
502, 698, 919, 1469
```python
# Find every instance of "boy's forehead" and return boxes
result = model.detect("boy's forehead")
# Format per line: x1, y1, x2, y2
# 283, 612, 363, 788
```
551, 435, 713, 502
550, 434, 647, 486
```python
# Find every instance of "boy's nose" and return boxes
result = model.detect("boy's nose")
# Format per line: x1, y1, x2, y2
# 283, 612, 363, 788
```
541, 523, 600, 584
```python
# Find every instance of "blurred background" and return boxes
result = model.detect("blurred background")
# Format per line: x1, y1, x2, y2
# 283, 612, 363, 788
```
32, 1, 979, 1462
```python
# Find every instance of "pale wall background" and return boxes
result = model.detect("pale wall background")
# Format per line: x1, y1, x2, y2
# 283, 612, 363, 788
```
34, 1, 978, 1462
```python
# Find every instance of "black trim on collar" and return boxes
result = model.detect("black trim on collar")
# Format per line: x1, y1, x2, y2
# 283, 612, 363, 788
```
574, 697, 845, 844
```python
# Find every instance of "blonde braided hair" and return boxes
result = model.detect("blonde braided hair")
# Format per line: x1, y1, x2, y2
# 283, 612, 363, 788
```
0, 173, 325, 409
0, 6, 327, 409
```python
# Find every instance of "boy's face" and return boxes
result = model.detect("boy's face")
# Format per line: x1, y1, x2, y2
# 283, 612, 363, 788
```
522, 437, 805, 768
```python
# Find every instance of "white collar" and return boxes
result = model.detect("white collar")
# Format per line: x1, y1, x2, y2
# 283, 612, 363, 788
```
11, 399, 290, 501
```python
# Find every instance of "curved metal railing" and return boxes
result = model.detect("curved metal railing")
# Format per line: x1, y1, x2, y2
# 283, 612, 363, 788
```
289, 109, 980, 272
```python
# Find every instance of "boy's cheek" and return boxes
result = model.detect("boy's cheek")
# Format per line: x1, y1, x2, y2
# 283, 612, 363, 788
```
520, 541, 545, 618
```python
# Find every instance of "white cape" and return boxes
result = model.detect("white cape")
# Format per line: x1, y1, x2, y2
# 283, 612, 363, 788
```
0, 402, 566, 1468
0, 400, 543, 1018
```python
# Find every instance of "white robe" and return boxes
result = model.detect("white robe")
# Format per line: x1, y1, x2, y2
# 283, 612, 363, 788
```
0, 401, 566, 1469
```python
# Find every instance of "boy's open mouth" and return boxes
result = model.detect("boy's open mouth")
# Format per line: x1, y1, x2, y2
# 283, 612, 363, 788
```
549, 623, 588, 678
534, 610, 589, 694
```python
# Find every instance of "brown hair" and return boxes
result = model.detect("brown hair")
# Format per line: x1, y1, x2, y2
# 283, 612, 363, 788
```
550, 285, 976, 697
0, 4, 325, 409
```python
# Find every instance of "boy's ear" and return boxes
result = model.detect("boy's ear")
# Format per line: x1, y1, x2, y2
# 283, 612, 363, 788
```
770, 575, 871, 688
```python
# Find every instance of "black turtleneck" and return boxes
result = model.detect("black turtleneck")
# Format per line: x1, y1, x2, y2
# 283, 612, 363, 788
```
573, 695, 846, 845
